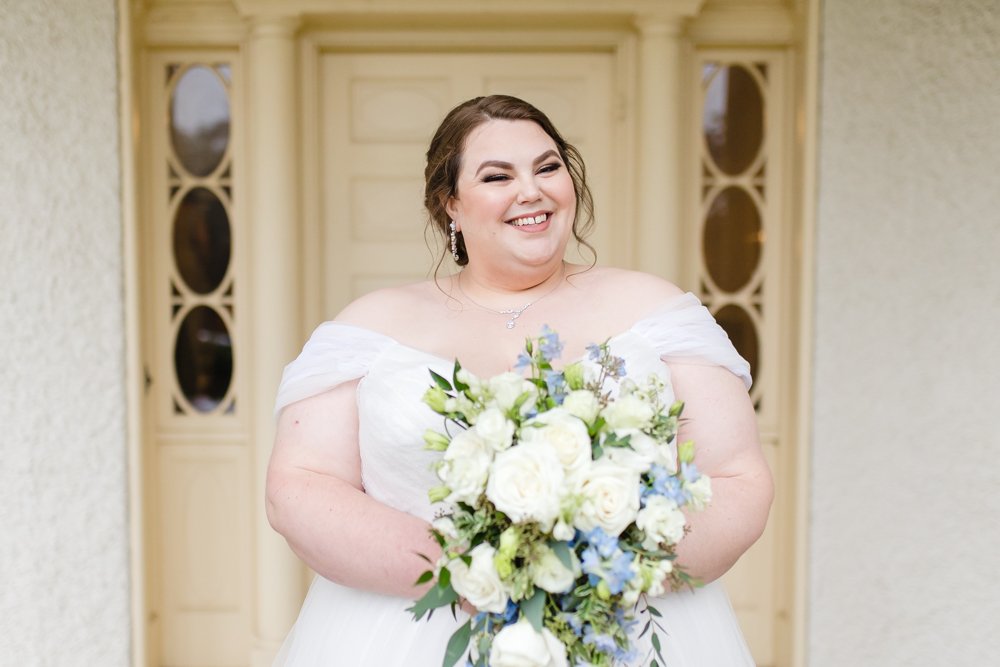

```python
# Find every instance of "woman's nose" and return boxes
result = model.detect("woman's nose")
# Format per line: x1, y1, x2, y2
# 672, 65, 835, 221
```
516, 176, 541, 204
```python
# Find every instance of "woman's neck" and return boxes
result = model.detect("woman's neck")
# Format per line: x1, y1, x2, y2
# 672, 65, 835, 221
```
456, 260, 568, 307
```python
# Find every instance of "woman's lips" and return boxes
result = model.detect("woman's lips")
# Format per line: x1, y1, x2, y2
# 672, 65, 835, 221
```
506, 212, 550, 227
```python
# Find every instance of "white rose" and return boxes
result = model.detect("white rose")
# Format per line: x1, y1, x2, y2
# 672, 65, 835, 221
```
475, 407, 516, 451
552, 519, 575, 542
438, 430, 493, 504
601, 394, 654, 431
573, 460, 640, 537
489, 618, 568, 667
636, 495, 687, 549
448, 543, 509, 613
561, 390, 601, 424
486, 443, 564, 530
530, 545, 580, 594
488, 372, 537, 413
686, 474, 713, 511
603, 445, 652, 473
520, 409, 592, 482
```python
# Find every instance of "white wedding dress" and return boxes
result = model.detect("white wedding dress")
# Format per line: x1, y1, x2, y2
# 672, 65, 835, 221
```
273, 293, 756, 666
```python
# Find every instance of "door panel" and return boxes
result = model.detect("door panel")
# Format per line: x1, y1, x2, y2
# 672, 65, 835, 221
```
318, 52, 616, 316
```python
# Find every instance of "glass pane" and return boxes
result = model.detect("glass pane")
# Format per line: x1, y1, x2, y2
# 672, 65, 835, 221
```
703, 64, 763, 175
174, 306, 233, 413
703, 186, 762, 292
170, 65, 230, 177
173, 187, 231, 294
715, 304, 759, 380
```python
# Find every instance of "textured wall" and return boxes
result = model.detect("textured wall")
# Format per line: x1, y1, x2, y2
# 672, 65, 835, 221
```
811, 0, 1000, 664
0, 0, 130, 665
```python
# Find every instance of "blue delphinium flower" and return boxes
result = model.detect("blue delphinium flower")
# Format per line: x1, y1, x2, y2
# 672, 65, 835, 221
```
539, 325, 564, 362
581, 528, 635, 594
545, 370, 566, 404
586, 342, 602, 361
515, 352, 532, 371
642, 464, 689, 506
563, 612, 584, 637
582, 626, 617, 654
681, 460, 701, 484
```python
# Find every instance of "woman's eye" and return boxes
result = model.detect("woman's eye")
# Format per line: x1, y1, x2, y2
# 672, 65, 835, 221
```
538, 163, 562, 174
482, 173, 510, 183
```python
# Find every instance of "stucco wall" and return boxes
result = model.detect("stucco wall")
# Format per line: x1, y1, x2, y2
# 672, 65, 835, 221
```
0, 1, 130, 665
811, 0, 1000, 664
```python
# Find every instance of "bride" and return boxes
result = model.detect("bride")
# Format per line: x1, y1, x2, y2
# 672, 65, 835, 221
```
266, 95, 773, 665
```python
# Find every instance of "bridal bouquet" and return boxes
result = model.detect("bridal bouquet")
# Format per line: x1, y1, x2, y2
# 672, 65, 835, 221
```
408, 328, 711, 667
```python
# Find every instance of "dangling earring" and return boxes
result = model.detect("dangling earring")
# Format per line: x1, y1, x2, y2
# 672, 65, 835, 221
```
450, 220, 460, 262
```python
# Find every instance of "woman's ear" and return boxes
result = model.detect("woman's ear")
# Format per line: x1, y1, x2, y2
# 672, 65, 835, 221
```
444, 196, 459, 228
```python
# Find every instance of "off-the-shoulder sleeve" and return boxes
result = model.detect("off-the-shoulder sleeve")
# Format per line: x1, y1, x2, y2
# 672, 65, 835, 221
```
630, 293, 752, 389
274, 322, 395, 414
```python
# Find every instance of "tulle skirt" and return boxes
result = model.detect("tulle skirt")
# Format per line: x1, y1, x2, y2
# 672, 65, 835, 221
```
274, 576, 755, 666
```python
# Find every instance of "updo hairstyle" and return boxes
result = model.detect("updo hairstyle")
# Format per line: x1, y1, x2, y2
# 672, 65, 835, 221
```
424, 95, 595, 267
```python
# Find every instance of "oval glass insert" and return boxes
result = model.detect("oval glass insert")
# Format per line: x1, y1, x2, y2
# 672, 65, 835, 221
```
170, 65, 230, 177
703, 186, 762, 293
703, 64, 764, 175
175, 306, 233, 413
715, 304, 759, 381
173, 187, 231, 294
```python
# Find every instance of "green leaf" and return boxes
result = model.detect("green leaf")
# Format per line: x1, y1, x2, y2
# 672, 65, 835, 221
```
521, 588, 545, 632
442, 620, 472, 667
430, 369, 454, 391
439, 566, 451, 588
407, 580, 459, 620
551, 541, 573, 571
647, 604, 662, 618
452, 361, 469, 393
415, 571, 434, 585
651, 633, 661, 652
650, 660, 660, 667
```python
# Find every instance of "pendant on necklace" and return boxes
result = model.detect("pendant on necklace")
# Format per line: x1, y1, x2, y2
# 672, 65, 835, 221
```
500, 305, 529, 329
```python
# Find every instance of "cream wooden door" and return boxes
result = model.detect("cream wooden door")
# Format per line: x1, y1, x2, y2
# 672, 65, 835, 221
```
315, 52, 618, 314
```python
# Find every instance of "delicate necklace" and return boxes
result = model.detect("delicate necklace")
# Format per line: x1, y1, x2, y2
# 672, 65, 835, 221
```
457, 267, 566, 330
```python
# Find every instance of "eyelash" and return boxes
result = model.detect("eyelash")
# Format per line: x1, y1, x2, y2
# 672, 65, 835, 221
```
482, 163, 562, 183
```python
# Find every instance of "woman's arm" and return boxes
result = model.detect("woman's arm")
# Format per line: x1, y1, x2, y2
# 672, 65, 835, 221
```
667, 361, 774, 583
265, 379, 440, 598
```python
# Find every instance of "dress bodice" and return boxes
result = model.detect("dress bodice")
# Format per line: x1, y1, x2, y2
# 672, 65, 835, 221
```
274, 292, 751, 523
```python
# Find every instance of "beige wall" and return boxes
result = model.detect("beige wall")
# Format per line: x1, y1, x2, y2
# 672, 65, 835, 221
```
811, 0, 1000, 663
0, 0, 131, 664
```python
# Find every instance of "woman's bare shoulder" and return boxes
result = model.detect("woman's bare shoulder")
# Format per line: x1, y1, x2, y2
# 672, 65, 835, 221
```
334, 279, 445, 334
569, 265, 685, 305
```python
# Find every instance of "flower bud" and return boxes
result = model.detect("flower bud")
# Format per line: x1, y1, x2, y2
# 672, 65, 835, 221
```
422, 429, 450, 451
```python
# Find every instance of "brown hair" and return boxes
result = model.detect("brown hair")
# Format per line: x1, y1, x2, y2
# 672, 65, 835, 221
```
424, 95, 595, 268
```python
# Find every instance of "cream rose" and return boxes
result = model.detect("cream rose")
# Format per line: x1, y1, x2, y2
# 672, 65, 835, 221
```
437, 429, 492, 504
489, 618, 568, 667
636, 495, 687, 549
601, 394, 654, 431
561, 390, 601, 425
573, 460, 640, 536
520, 408, 592, 482
474, 407, 516, 452
448, 543, 509, 613
486, 443, 564, 530
530, 545, 580, 594
488, 372, 538, 413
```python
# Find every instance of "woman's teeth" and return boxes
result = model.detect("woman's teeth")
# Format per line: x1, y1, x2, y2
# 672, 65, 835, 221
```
509, 214, 548, 227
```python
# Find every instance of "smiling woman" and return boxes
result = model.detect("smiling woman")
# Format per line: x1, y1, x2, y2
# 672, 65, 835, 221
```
265, 95, 771, 666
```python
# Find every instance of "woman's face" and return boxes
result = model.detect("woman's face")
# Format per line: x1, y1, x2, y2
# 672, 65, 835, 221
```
446, 119, 576, 271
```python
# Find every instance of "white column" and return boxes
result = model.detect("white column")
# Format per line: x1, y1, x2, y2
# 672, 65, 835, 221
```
245, 14, 303, 667
634, 15, 684, 281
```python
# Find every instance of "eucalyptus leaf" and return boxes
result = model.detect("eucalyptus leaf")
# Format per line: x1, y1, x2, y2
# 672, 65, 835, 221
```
551, 541, 573, 570
442, 620, 472, 667
522, 588, 546, 632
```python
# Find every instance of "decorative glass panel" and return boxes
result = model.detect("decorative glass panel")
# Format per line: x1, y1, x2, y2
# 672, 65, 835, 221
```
703, 65, 764, 176
174, 306, 232, 412
173, 187, 231, 294
715, 304, 759, 380
703, 186, 762, 292
170, 65, 231, 177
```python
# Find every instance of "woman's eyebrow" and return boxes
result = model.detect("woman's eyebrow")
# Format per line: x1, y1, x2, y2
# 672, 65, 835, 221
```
474, 150, 561, 176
